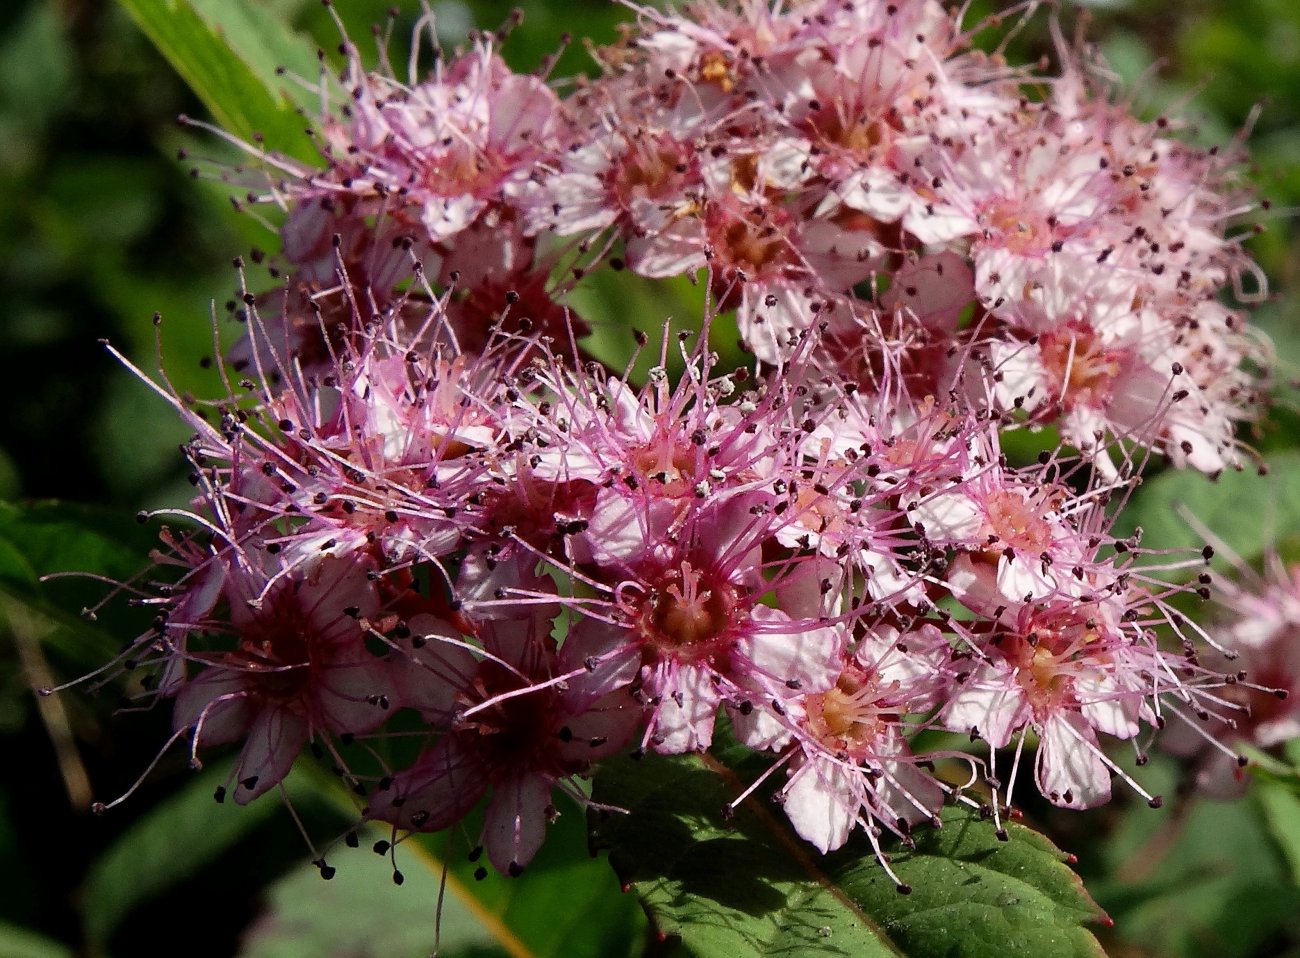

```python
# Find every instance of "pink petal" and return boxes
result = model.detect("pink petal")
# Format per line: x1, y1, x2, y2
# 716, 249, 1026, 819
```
174, 669, 254, 746
650, 663, 720, 754
941, 664, 1028, 748
737, 606, 843, 693
484, 773, 553, 875
559, 619, 641, 706
372, 737, 488, 832
232, 707, 308, 805
881, 251, 974, 330
558, 688, 645, 762
313, 656, 398, 734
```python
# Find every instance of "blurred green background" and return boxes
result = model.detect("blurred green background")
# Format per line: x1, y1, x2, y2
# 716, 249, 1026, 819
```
2, 0, 1300, 956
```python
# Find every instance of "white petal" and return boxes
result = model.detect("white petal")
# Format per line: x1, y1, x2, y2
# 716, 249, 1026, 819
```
782, 757, 860, 853
1036, 711, 1111, 809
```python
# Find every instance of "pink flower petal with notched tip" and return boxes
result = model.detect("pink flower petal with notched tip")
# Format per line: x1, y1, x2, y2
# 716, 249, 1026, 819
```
648, 662, 721, 754
941, 663, 1029, 749
735, 605, 843, 693
232, 706, 308, 805
372, 736, 490, 833
174, 670, 255, 747
484, 773, 553, 876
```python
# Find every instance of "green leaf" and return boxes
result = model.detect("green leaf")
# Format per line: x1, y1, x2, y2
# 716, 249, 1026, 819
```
571, 271, 748, 389
590, 746, 1108, 958
1090, 753, 1300, 958
82, 760, 320, 949
0, 534, 34, 590
185, 0, 322, 104
1115, 451, 1300, 575
239, 828, 505, 958
243, 817, 644, 958
0, 500, 153, 596
0, 500, 161, 668
440, 819, 644, 958
0, 919, 73, 958
1255, 778, 1300, 887
115, 0, 318, 160
284, 766, 645, 958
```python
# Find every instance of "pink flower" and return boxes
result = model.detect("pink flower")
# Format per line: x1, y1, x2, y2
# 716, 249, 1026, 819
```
563, 494, 847, 754
1165, 553, 1300, 796
941, 586, 1166, 809
172, 555, 399, 804
370, 611, 641, 875
776, 626, 953, 856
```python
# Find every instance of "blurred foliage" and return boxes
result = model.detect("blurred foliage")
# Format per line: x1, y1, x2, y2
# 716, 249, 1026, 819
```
2, 0, 1300, 955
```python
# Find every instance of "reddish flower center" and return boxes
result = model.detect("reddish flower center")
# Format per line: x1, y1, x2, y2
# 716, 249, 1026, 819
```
236, 600, 314, 705
999, 617, 1104, 713
696, 50, 736, 91
804, 100, 894, 156
1037, 325, 1122, 411
984, 489, 1052, 554
426, 141, 505, 198
984, 200, 1052, 255
641, 561, 740, 660
458, 661, 569, 778
610, 134, 693, 207
715, 216, 790, 274
630, 435, 697, 497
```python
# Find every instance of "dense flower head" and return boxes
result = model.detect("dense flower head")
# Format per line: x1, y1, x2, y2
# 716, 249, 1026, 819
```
69, 0, 1283, 886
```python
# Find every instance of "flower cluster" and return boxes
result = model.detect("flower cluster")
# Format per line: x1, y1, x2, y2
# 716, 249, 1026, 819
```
79, 0, 1276, 887
1164, 547, 1300, 797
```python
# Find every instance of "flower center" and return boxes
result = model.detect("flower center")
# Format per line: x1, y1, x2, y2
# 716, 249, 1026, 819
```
642, 561, 739, 658
611, 134, 693, 207
805, 668, 895, 757
426, 141, 504, 198
984, 489, 1052, 554
718, 216, 789, 273
630, 436, 697, 497
804, 100, 893, 156
696, 50, 736, 91
1037, 325, 1122, 411
983, 200, 1052, 256
458, 661, 569, 778
238, 600, 314, 705
1000, 618, 1105, 713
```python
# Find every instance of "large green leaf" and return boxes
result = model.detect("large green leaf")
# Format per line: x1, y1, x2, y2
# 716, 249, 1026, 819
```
0, 500, 161, 667
590, 745, 1108, 958
115, 0, 318, 161
81, 760, 323, 949
239, 826, 506, 958
1086, 753, 1300, 958
270, 767, 645, 958
242, 810, 643, 958
1254, 776, 1300, 888
0, 501, 153, 593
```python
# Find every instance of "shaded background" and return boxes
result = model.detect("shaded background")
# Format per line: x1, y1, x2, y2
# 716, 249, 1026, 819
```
2, 0, 1300, 955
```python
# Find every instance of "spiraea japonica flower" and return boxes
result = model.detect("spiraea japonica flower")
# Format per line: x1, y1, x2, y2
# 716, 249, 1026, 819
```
63, 0, 1285, 898
368, 607, 642, 876
1162, 545, 1300, 797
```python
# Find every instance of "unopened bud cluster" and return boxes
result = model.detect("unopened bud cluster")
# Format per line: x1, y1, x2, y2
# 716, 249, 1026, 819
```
86, 0, 1277, 886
